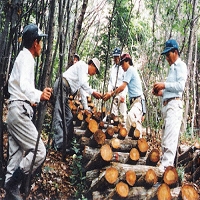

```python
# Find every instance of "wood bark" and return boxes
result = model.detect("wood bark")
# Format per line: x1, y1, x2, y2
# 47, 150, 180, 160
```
111, 162, 163, 178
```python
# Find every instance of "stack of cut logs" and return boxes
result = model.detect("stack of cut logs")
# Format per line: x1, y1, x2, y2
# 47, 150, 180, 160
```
69, 96, 200, 200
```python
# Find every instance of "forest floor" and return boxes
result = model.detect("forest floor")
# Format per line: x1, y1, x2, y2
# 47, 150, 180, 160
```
0, 102, 199, 200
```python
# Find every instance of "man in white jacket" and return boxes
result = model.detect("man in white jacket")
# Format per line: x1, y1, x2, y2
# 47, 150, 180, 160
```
107, 47, 127, 122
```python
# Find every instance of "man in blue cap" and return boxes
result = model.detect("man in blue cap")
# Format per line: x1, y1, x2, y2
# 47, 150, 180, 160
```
4, 24, 52, 199
152, 39, 187, 172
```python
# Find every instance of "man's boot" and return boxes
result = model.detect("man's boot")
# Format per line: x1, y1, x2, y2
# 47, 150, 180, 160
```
4, 167, 24, 200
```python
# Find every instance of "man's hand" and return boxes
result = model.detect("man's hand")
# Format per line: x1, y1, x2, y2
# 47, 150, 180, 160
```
40, 87, 53, 101
120, 96, 125, 103
102, 92, 112, 101
152, 82, 165, 96
92, 91, 102, 99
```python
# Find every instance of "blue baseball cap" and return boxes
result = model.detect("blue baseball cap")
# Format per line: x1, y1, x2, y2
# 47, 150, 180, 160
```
161, 39, 179, 55
113, 47, 121, 57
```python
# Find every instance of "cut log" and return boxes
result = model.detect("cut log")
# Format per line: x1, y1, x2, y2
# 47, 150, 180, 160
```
135, 169, 158, 188
146, 148, 160, 166
180, 183, 199, 200
113, 126, 120, 133
83, 146, 148, 165
92, 129, 106, 146
163, 166, 178, 188
113, 116, 120, 126
98, 121, 106, 129
145, 169, 158, 187
110, 138, 121, 150
125, 170, 136, 186
105, 126, 115, 139
92, 111, 102, 122
85, 169, 101, 185
80, 115, 91, 130
157, 183, 172, 200
100, 144, 113, 161
87, 167, 119, 195
117, 127, 128, 140
111, 162, 163, 179
178, 146, 195, 163
137, 138, 149, 157
128, 122, 136, 138
116, 181, 129, 198
93, 186, 159, 200
74, 110, 84, 127
84, 119, 99, 137
192, 166, 200, 182
84, 144, 113, 170
184, 150, 200, 173
129, 148, 140, 164
109, 138, 138, 152
105, 167, 119, 184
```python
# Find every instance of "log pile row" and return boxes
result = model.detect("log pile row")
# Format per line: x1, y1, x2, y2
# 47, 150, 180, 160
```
69, 97, 200, 200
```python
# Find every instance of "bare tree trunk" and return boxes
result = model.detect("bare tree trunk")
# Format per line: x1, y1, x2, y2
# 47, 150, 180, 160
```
67, 0, 88, 68
0, 0, 22, 187
182, 0, 198, 135
36, 0, 56, 134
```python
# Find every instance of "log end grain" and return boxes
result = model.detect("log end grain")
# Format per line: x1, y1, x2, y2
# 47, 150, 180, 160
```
181, 183, 199, 200
129, 148, 140, 162
157, 183, 172, 200
163, 166, 178, 187
137, 138, 149, 156
88, 119, 99, 133
145, 169, 158, 186
110, 138, 121, 149
100, 144, 113, 161
105, 167, 119, 184
116, 181, 129, 198
126, 170, 136, 186
94, 129, 106, 145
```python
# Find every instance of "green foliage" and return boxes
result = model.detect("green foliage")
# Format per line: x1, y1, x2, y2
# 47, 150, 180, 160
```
177, 166, 185, 183
70, 138, 87, 200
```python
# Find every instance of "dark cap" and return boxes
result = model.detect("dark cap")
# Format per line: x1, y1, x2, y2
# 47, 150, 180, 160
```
22, 24, 47, 42
161, 39, 179, 55
113, 47, 121, 57
120, 53, 133, 65
74, 53, 80, 61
